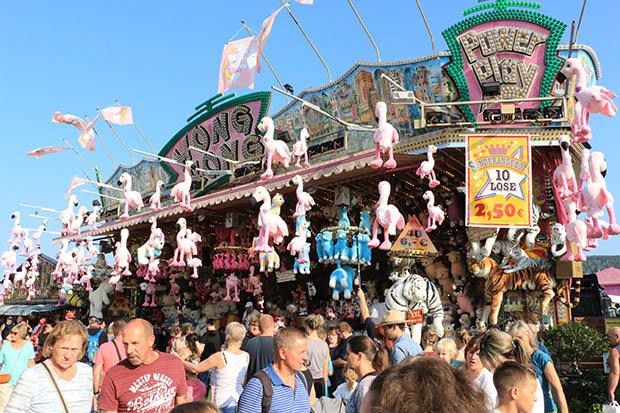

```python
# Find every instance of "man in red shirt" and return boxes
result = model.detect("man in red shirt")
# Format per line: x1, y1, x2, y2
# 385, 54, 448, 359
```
99, 318, 189, 413
94, 319, 128, 395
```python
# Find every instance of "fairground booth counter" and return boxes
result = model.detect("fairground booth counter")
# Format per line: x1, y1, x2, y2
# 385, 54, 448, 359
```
42, 2, 617, 340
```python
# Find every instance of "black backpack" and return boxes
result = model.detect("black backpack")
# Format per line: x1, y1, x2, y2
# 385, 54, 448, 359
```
253, 368, 313, 413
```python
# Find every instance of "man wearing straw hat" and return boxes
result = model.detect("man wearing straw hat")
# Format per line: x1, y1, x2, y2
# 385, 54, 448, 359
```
379, 310, 423, 365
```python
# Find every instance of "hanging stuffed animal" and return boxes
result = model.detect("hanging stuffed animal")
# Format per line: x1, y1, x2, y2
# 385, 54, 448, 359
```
317, 231, 334, 262
550, 223, 568, 258
292, 175, 316, 217
294, 243, 311, 274
118, 172, 144, 220
370, 101, 398, 169
560, 58, 617, 142
8, 211, 23, 244
223, 273, 241, 302
334, 229, 350, 262
258, 116, 290, 180
252, 186, 288, 252
287, 218, 310, 259
60, 195, 79, 235
171, 160, 194, 211
89, 279, 115, 319
553, 135, 578, 201
110, 228, 131, 284
562, 197, 588, 261
68, 206, 89, 240
259, 250, 280, 273
416, 145, 440, 188
368, 181, 405, 250
79, 264, 94, 292
140, 282, 158, 307
423, 190, 445, 231
85, 201, 101, 228
170, 218, 202, 278
292, 127, 311, 169
329, 262, 355, 300
137, 217, 166, 280
149, 180, 165, 211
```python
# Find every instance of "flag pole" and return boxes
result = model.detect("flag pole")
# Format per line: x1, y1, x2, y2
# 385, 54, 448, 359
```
345, 0, 381, 61
132, 149, 232, 176
19, 204, 62, 214
97, 108, 136, 163
81, 189, 125, 201
241, 20, 289, 102
85, 114, 118, 167
63, 138, 96, 172
415, 0, 436, 53
575, 0, 588, 42
279, 0, 332, 82
114, 99, 157, 152
27, 215, 59, 221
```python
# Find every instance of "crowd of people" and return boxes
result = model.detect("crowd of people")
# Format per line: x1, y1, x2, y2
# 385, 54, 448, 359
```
0, 288, 580, 412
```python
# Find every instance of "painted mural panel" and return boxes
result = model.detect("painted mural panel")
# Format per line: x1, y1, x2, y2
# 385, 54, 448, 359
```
100, 160, 168, 211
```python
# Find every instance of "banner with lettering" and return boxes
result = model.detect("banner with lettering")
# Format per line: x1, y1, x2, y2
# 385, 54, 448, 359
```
465, 134, 531, 228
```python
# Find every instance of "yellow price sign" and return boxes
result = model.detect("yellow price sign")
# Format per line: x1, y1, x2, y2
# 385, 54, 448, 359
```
466, 135, 532, 228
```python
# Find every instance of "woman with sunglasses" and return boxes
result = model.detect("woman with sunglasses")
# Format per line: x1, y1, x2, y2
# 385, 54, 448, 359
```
0, 323, 35, 410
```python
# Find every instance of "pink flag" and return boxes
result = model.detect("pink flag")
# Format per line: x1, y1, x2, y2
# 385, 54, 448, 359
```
78, 115, 99, 152
65, 176, 88, 199
218, 36, 259, 93
295, 0, 314, 4
51, 112, 87, 130
255, 5, 287, 73
100, 106, 134, 125
26, 146, 67, 158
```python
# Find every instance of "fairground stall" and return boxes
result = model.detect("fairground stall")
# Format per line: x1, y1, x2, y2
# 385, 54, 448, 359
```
6, 1, 616, 341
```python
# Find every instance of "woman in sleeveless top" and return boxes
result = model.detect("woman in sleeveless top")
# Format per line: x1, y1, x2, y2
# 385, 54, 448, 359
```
180, 322, 249, 413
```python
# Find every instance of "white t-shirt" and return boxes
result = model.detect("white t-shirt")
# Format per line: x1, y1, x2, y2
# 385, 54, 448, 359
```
6, 361, 93, 412
333, 382, 358, 403
474, 368, 497, 410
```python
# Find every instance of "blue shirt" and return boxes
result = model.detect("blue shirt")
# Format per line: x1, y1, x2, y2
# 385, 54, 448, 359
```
0, 341, 35, 386
390, 334, 423, 364
531, 349, 557, 413
237, 363, 311, 413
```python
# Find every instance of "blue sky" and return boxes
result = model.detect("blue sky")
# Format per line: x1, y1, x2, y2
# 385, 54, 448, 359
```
1, 0, 619, 259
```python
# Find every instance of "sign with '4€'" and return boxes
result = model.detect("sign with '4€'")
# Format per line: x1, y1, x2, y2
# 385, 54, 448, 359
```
466, 135, 532, 228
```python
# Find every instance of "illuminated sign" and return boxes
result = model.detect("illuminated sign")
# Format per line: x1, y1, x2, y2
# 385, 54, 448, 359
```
159, 92, 270, 192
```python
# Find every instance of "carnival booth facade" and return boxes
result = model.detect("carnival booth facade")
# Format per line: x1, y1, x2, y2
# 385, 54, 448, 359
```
8, 1, 617, 341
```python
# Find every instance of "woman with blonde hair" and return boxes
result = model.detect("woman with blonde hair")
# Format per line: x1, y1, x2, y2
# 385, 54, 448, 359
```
479, 328, 544, 413
0, 322, 35, 409
510, 320, 569, 413
5, 320, 93, 412
304, 314, 330, 398
181, 322, 249, 413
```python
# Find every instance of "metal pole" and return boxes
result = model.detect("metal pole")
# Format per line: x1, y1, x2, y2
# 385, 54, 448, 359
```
63, 138, 96, 172
346, 0, 381, 61
575, 0, 588, 43
415, 0, 436, 53
280, 0, 332, 82
113, 99, 157, 152
85, 114, 118, 167
98, 108, 136, 163
241, 20, 289, 102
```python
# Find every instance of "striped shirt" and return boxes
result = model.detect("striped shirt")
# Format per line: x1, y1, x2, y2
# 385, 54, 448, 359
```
237, 364, 311, 413
5, 361, 93, 412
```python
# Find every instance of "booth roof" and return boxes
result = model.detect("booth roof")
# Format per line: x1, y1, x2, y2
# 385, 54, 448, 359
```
597, 267, 620, 288
0, 304, 68, 316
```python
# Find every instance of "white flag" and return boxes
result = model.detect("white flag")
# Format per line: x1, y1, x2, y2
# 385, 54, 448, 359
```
295, 0, 314, 4
100, 106, 134, 125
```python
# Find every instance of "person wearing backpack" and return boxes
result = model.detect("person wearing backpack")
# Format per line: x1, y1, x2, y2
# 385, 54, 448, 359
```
238, 327, 313, 413
85, 317, 108, 365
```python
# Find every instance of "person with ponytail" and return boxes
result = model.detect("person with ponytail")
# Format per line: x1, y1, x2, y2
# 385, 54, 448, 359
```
510, 320, 568, 413
345, 335, 389, 413
478, 329, 544, 413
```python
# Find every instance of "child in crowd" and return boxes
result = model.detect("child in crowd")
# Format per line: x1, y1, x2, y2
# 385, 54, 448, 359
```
436, 338, 462, 368
493, 361, 538, 413
332, 365, 358, 403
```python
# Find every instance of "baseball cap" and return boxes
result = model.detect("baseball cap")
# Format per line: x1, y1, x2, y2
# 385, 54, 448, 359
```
245, 302, 254, 308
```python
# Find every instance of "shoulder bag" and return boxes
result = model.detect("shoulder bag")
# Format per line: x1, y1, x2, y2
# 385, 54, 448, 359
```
42, 360, 70, 413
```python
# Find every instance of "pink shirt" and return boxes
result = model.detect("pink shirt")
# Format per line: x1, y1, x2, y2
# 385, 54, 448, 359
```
94, 337, 127, 373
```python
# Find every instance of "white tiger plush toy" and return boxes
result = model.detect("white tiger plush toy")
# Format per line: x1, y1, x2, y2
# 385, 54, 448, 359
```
550, 223, 568, 257
385, 272, 444, 342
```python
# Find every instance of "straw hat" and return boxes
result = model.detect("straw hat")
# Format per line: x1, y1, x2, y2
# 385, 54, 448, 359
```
378, 310, 407, 327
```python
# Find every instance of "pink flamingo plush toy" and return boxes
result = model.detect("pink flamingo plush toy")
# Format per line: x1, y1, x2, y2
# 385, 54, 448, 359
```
110, 228, 131, 284
224, 273, 240, 302
562, 197, 588, 261
416, 145, 440, 188
287, 218, 310, 259
553, 135, 578, 200
292, 127, 310, 169
171, 161, 194, 211
149, 180, 164, 211
8, 211, 23, 244
292, 175, 315, 217
423, 190, 445, 231
370, 102, 399, 169
251, 186, 289, 252
367, 181, 405, 250
579, 149, 620, 237
560, 58, 617, 142
60, 195, 79, 235
85, 202, 100, 228
258, 117, 290, 180
170, 218, 202, 277
118, 173, 144, 220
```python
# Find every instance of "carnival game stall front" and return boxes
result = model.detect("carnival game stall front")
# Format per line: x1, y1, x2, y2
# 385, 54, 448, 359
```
3, 1, 617, 341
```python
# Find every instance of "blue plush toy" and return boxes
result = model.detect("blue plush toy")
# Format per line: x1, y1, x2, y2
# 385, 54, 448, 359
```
329, 262, 355, 300
349, 232, 359, 263
358, 232, 372, 265
315, 232, 325, 262
360, 210, 371, 232
294, 242, 311, 274
319, 231, 334, 261
334, 229, 349, 262
338, 207, 350, 227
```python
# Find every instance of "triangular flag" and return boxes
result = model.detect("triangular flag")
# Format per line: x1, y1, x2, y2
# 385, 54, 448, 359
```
100, 106, 134, 125
390, 215, 438, 257
65, 176, 88, 199
26, 146, 67, 158
78, 115, 99, 152
218, 36, 259, 93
